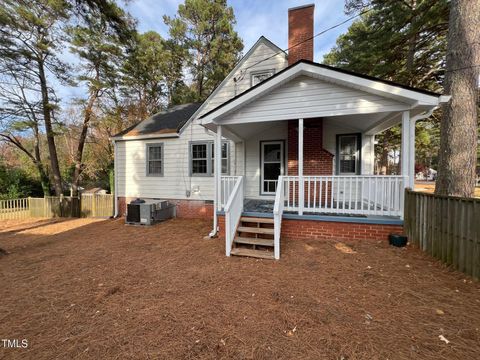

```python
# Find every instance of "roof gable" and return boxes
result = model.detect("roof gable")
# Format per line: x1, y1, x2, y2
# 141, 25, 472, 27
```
200, 60, 446, 124
193, 36, 287, 119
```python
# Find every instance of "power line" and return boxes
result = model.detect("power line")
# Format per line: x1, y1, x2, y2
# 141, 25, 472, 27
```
235, 9, 371, 81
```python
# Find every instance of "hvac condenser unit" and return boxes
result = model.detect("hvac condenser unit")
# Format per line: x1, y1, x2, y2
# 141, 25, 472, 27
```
126, 199, 176, 225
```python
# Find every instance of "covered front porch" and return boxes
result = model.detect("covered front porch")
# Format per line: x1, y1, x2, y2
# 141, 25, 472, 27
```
215, 112, 410, 260
200, 61, 447, 259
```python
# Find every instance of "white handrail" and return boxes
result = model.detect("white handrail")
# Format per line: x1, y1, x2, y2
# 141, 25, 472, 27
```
224, 176, 244, 256
273, 175, 284, 260
220, 176, 239, 210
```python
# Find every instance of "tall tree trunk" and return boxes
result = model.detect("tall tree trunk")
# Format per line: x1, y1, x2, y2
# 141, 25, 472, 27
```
405, 0, 417, 86
38, 59, 63, 196
71, 90, 99, 197
436, 0, 480, 197
32, 124, 51, 196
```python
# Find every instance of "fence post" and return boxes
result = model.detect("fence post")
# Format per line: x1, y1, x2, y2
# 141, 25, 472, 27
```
92, 194, 97, 217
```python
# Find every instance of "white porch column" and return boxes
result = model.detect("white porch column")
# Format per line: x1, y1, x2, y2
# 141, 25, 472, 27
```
298, 118, 304, 215
401, 111, 410, 189
409, 118, 416, 189
215, 124, 222, 211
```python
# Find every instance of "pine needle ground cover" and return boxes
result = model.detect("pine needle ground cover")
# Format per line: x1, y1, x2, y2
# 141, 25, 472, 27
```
1, 218, 479, 359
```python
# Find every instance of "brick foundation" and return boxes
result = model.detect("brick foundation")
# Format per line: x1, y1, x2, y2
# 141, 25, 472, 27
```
217, 215, 225, 239
281, 219, 403, 242
217, 214, 402, 242
117, 197, 213, 219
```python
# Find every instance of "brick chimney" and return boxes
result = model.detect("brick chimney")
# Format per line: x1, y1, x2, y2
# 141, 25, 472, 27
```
288, 4, 314, 65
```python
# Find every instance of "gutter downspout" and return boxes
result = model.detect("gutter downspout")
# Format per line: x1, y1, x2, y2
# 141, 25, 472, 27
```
113, 139, 119, 218
409, 108, 437, 189
408, 96, 450, 188
209, 124, 222, 238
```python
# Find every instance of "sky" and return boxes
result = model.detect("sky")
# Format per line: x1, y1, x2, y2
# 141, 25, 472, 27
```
61, 0, 355, 103
126, 0, 353, 62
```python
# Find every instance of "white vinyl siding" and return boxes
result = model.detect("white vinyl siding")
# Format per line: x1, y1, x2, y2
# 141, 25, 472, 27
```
116, 122, 234, 201
198, 42, 288, 116
237, 122, 288, 199
219, 76, 408, 124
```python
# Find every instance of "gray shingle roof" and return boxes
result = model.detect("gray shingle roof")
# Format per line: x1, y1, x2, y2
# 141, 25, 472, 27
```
114, 102, 202, 138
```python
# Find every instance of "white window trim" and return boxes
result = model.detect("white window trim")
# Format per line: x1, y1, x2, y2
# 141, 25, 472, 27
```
146, 143, 164, 177
189, 141, 230, 177
250, 69, 275, 87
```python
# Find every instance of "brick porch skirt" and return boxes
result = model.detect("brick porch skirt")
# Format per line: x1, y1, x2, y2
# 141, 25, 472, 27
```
217, 214, 402, 242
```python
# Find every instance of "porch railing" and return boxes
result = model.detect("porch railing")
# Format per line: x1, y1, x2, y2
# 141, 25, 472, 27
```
220, 176, 240, 210
223, 176, 244, 256
282, 175, 407, 217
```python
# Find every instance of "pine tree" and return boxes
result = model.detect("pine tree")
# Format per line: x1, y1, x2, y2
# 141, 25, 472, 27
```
435, 0, 480, 196
324, 0, 450, 175
0, 0, 72, 196
67, 3, 132, 196
164, 0, 244, 101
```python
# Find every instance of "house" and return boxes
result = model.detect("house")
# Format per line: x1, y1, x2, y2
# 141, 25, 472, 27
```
112, 4, 449, 259
82, 187, 108, 195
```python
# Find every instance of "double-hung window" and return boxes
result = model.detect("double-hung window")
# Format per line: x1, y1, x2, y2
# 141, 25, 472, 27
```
336, 134, 361, 175
190, 141, 228, 176
146, 143, 163, 176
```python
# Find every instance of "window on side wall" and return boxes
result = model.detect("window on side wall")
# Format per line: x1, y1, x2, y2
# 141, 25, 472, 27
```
146, 143, 163, 176
190, 141, 229, 176
336, 134, 361, 175
250, 69, 275, 87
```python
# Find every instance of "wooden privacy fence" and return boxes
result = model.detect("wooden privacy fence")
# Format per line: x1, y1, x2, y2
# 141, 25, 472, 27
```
404, 190, 480, 280
0, 194, 114, 220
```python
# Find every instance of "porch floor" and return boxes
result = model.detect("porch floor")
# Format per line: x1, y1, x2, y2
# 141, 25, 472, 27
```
242, 198, 403, 225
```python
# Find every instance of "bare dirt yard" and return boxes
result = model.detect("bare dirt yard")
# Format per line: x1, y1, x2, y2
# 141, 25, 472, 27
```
1, 217, 479, 360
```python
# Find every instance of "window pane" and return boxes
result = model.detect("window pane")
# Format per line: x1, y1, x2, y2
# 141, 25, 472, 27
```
211, 143, 228, 174
222, 159, 228, 174
340, 158, 356, 173
340, 136, 357, 155
264, 163, 281, 180
211, 143, 228, 159
192, 144, 207, 159
339, 135, 358, 174
222, 143, 228, 158
211, 159, 228, 174
149, 160, 162, 174
149, 146, 162, 160
264, 144, 281, 162
252, 71, 274, 86
192, 159, 207, 174
263, 180, 277, 193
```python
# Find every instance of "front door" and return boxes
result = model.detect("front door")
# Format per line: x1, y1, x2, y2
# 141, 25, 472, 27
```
261, 141, 284, 195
